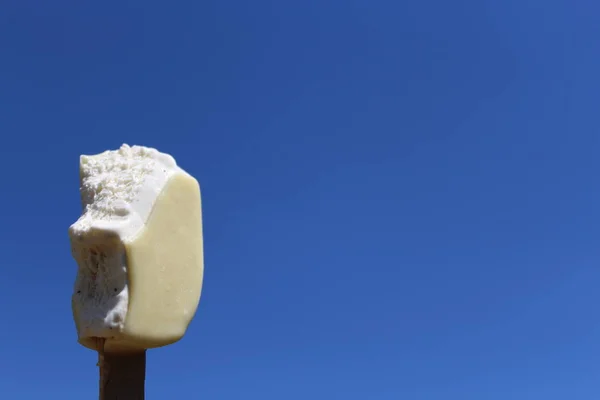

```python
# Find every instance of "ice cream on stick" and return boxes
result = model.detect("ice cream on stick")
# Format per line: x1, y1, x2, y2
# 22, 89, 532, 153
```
69, 144, 203, 353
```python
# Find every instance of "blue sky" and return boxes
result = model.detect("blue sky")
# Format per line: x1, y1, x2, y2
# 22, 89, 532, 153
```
1, 1, 599, 399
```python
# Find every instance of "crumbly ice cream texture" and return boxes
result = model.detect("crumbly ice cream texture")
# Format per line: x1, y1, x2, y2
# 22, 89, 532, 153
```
69, 144, 203, 352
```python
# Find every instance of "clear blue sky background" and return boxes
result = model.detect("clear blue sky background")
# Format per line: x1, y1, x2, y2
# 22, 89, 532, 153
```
1, 1, 599, 399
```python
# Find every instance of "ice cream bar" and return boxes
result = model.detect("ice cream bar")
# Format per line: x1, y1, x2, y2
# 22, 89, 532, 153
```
69, 144, 203, 353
